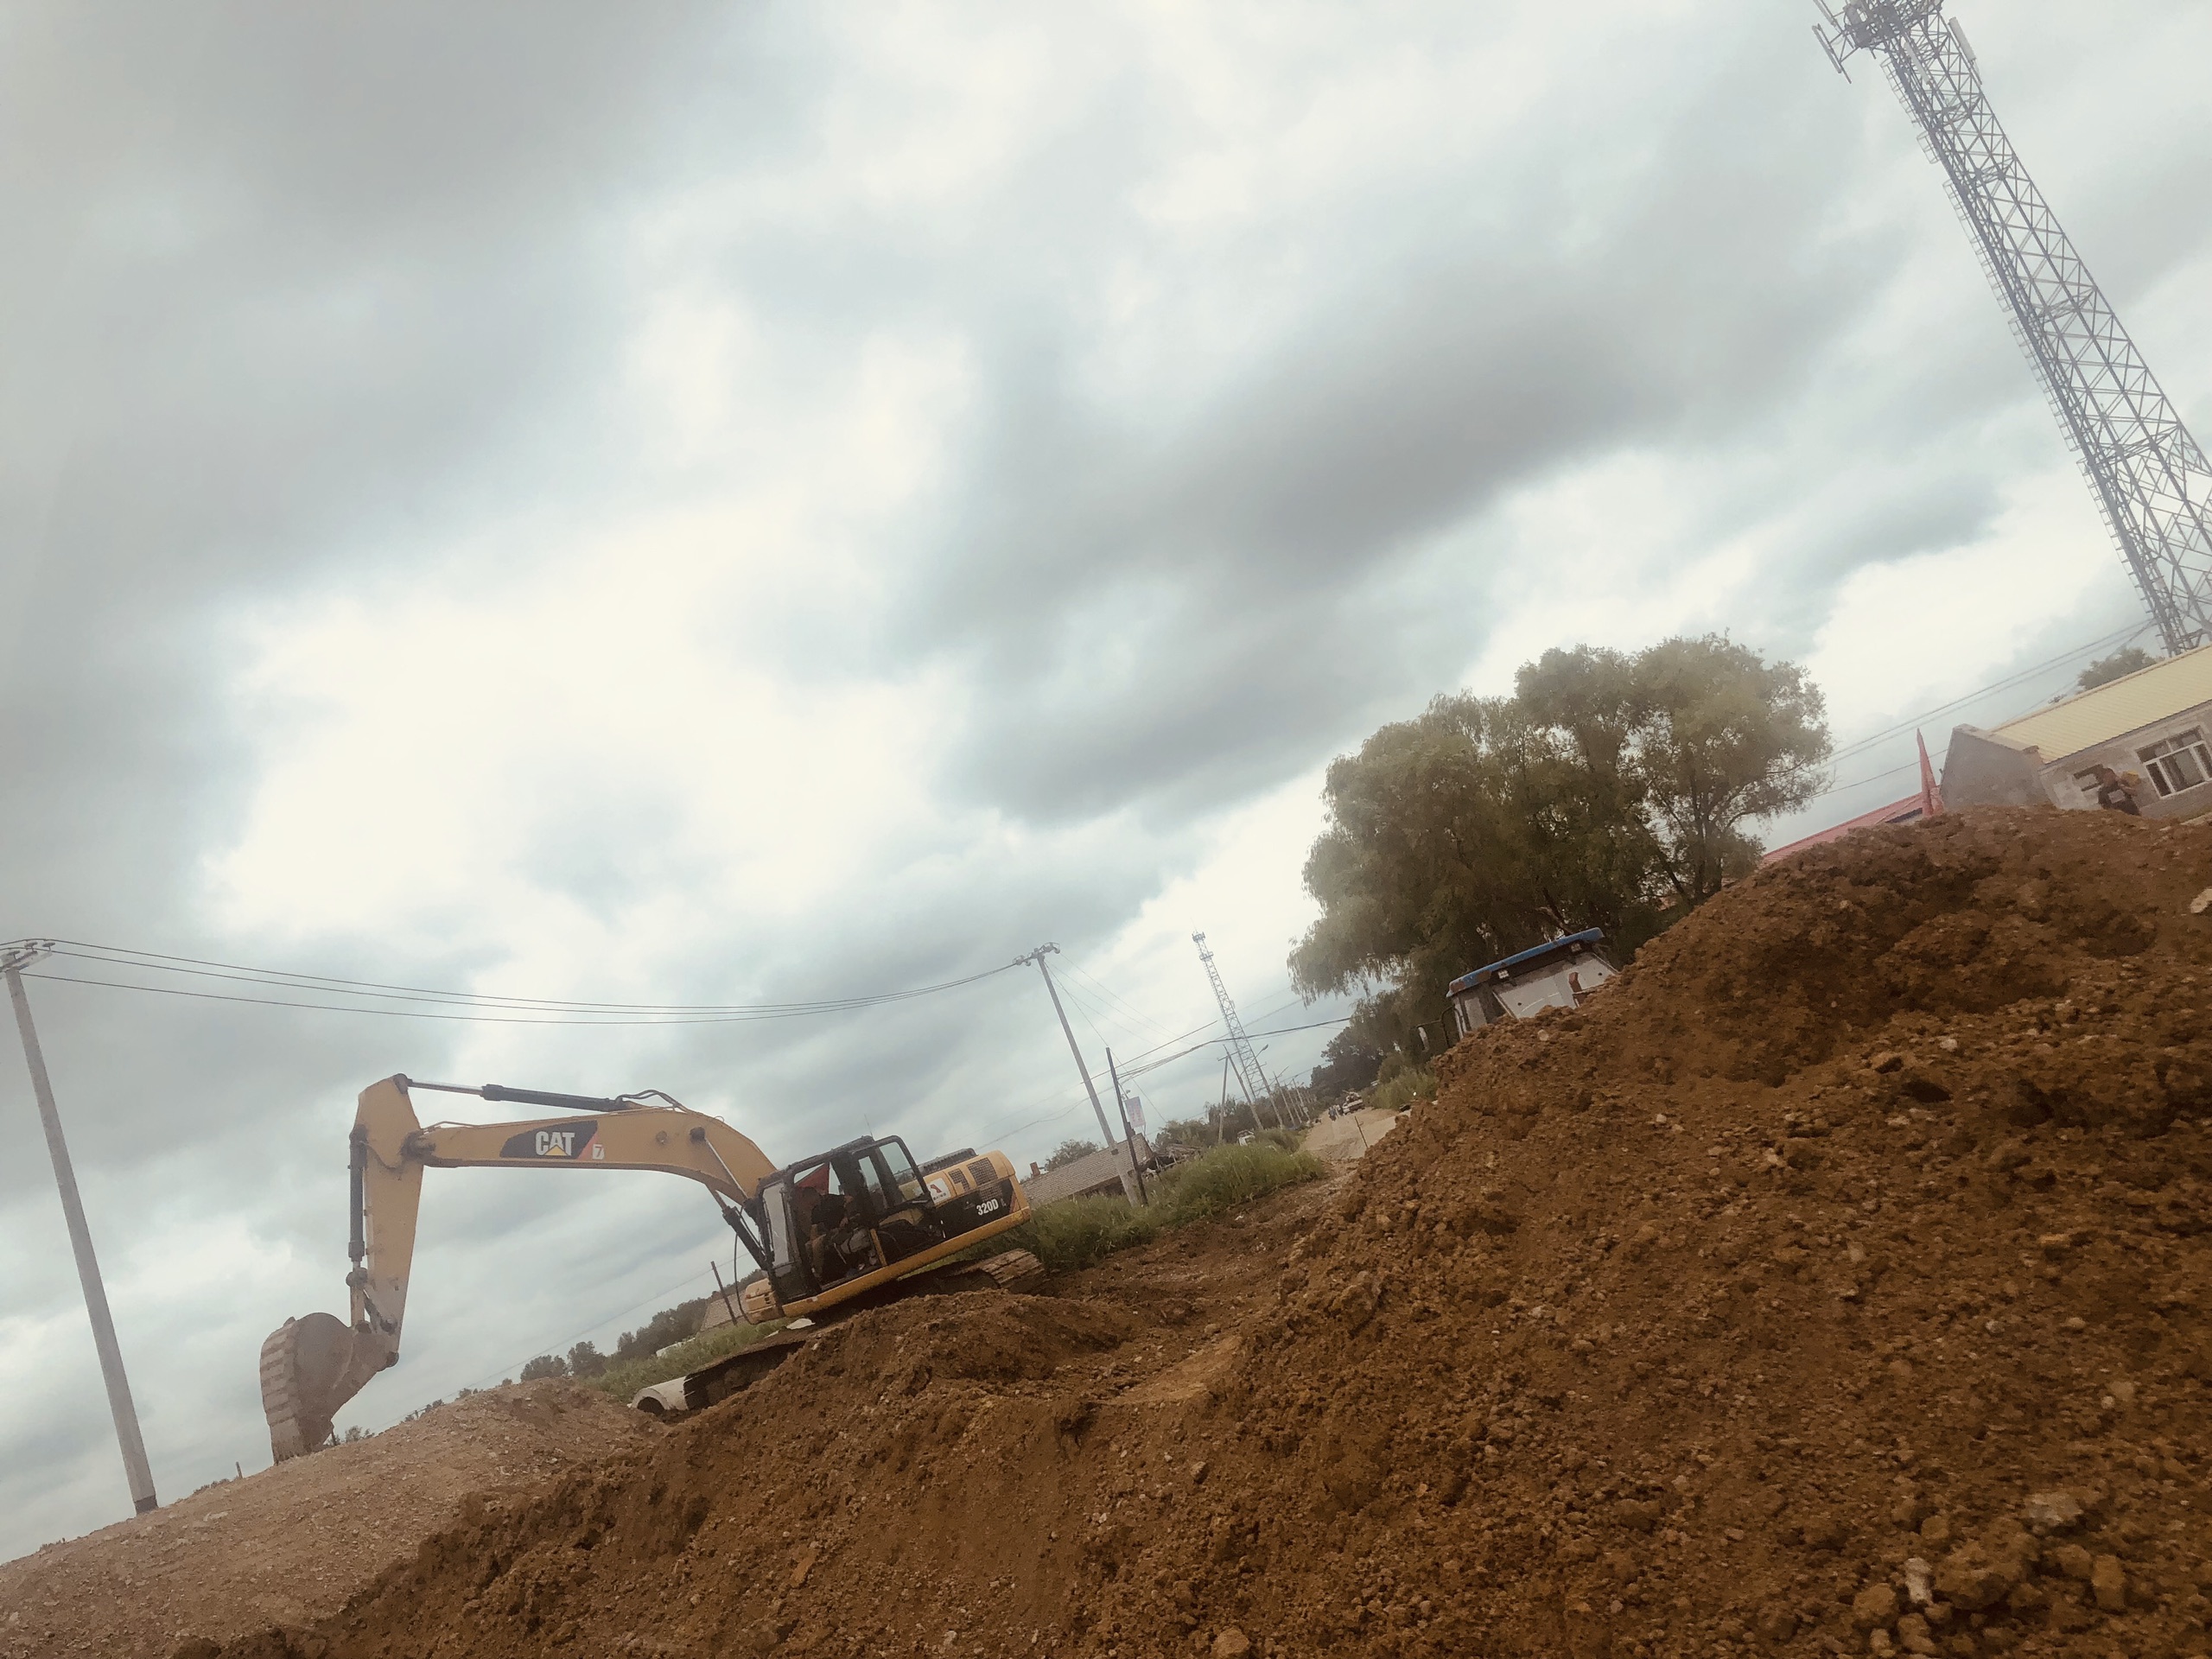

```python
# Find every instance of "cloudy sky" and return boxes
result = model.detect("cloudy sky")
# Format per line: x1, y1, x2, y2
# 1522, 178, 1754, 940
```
3, 0, 2208, 1555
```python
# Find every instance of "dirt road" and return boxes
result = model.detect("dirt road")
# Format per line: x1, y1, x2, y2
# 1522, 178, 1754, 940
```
1300, 1103, 1400, 1162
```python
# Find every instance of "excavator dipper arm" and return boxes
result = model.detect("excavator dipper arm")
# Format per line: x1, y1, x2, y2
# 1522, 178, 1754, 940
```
260, 1075, 777, 1461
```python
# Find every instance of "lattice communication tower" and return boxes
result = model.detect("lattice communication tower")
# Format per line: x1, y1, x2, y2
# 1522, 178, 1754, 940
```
1814, 1, 2212, 652
1192, 932, 1269, 1108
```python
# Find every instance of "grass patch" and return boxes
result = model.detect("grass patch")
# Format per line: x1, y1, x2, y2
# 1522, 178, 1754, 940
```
1019, 1192, 1163, 1272
583, 1315, 785, 1402
1154, 1138, 1323, 1224
1011, 1138, 1324, 1274
1367, 1064, 1436, 1116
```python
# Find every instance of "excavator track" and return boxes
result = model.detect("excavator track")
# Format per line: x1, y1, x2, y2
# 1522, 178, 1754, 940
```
630, 1251, 1050, 1417
966, 1247, 1046, 1293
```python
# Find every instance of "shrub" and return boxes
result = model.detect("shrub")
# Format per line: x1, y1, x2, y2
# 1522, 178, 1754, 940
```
584, 1317, 785, 1402
613, 1297, 709, 1362
1045, 1138, 1103, 1172
1016, 1192, 1162, 1273
1010, 1138, 1323, 1274
1154, 1139, 1322, 1225
1367, 1065, 1436, 1116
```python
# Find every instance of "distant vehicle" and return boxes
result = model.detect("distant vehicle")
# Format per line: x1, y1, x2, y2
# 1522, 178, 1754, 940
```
1446, 930, 1618, 1039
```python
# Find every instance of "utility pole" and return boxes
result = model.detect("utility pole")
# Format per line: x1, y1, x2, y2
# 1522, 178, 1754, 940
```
1018, 945, 1138, 1203
1103, 1048, 1148, 1205
1217, 1055, 1232, 1146
708, 1258, 741, 1330
3, 940, 158, 1515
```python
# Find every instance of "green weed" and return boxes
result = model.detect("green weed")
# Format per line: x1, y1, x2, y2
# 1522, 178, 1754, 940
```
1154, 1138, 1323, 1224
1016, 1192, 1163, 1273
583, 1316, 785, 1402
1366, 1065, 1436, 1116
1009, 1138, 1323, 1274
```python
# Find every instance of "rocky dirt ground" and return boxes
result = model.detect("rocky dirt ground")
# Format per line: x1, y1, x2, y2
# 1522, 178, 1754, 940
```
0, 1386, 657, 1659
14, 805, 2212, 1659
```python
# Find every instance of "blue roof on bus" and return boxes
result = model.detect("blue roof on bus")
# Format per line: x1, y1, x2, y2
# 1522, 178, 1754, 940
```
1447, 929, 1607, 995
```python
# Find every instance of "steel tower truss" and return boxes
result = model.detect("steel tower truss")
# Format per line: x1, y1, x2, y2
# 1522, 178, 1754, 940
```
1191, 933, 1269, 1108
1815, 1, 2212, 652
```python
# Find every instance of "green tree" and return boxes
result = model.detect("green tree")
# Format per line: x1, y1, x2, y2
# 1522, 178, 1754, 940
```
1291, 635, 1828, 1042
1529, 636, 1829, 908
566, 1340, 607, 1378
1045, 1137, 1101, 1172
1308, 1027, 1384, 1101
518, 1353, 567, 1381
2078, 645, 2153, 692
614, 1297, 708, 1362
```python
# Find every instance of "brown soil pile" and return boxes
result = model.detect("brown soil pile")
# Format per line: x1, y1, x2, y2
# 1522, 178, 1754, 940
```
0, 1383, 655, 1659
164, 808, 2212, 1657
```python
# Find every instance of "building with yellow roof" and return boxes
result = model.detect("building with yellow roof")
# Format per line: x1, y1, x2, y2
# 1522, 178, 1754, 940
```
1943, 645, 2212, 818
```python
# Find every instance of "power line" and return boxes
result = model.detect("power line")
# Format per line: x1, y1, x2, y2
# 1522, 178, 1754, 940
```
1802, 621, 2158, 804
1116, 1015, 1353, 1083
1806, 755, 1929, 804
981, 999, 1332, 1140
1823, 620, 2148, 768
1059, 960, 1178, 1040
1077, 1009, 1224, 1070
8, 939, 1025, 1027
1052, 973, 1121, 1056
35, 938, 1020, 1016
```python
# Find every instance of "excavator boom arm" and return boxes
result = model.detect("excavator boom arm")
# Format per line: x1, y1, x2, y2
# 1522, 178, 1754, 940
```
263, 1075, 777, 1461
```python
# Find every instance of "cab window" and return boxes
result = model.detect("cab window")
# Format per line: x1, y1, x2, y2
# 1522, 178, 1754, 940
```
877, 1140, 925, 1204
760, 1180, 814, 1302
848, 1152, 895, 1219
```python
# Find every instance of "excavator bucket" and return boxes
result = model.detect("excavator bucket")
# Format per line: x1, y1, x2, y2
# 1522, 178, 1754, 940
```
259, 1312, 367, 1461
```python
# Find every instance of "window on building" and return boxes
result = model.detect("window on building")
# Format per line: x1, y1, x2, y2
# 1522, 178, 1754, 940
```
2138, 729, 2212, 798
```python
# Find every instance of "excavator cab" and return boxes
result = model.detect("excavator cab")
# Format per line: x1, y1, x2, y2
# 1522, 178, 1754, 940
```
749, 1135, 1021, 1313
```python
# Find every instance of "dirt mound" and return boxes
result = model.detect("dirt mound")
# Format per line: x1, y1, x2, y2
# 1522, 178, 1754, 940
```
0, 1383, 655, 1659
151, 808, 2212, 1656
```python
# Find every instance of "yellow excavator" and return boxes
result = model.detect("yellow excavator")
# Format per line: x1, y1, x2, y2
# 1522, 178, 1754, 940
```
259, 1074, 1040, 1459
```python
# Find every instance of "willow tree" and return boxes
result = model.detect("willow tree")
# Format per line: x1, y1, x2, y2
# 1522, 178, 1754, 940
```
1291, 635, 1828, 1045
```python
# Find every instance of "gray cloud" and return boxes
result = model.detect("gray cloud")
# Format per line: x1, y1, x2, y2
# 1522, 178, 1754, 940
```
870, 26, 1997, 816
3, 0, 2207, 1558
